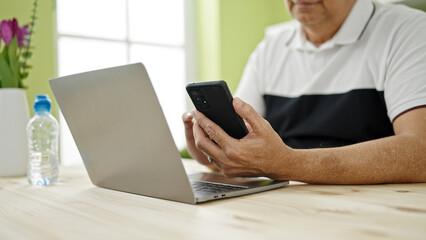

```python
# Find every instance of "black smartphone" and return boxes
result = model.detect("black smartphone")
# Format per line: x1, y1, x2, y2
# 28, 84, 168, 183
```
186, 80, 249, 139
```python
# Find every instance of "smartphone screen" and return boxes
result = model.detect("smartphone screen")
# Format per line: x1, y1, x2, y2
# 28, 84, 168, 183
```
186, 80, 248, 139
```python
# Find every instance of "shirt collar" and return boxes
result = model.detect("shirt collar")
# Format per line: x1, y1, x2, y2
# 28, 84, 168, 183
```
287, 0, 375, 51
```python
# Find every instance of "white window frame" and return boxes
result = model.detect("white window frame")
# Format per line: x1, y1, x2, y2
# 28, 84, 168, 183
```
56, 0, 197, 165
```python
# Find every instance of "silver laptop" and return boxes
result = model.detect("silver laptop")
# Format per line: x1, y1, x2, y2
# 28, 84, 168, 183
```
49, 63, 288, 204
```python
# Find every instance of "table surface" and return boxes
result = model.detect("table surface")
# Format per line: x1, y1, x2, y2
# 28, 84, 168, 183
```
1, 160, 425, 240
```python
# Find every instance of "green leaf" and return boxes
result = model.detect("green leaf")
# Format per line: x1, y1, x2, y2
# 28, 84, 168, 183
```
21, 51, 33, 59
1, 46, 9, 64
19, 62, 32, 69
21, 72, 29, 79
19, 78, 27, 88
0, 54, 18, 88
8, 37, 20, 85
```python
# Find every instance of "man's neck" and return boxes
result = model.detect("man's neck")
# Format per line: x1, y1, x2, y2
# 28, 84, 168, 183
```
301, 20, 343, 47
300, 3, 355, 48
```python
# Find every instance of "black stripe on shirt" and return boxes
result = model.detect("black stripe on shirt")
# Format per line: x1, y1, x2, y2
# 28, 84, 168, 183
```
263, 89, 394, 149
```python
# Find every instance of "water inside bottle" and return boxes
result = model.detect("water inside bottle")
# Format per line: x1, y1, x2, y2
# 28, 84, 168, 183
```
27, 151, 59, 185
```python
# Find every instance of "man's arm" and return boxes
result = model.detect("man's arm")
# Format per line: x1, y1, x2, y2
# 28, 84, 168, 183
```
191, 98, 426, 184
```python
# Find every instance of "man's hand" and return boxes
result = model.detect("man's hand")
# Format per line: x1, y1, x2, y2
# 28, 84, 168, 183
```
182, 112, 210, 166
191, 97, 294, 179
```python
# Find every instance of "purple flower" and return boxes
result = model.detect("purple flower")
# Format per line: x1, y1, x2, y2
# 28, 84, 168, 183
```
10, 18, 19, 35
17, 25, 30, 47
0, 20, 13, 46
0, 18, 30, 47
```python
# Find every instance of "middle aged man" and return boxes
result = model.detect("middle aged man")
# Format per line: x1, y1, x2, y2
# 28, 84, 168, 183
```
182, 0, 426, 184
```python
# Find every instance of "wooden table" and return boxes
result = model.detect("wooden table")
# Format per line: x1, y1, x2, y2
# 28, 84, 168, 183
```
1, 160, 425, 239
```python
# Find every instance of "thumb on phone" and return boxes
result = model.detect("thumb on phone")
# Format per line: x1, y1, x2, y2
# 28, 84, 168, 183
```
233, 97, 264, 131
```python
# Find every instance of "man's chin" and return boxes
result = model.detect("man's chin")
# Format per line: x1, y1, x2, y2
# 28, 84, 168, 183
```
294, 13, 327, 26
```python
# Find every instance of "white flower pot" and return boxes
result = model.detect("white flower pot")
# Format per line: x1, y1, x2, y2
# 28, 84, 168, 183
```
0, 89, 30, 177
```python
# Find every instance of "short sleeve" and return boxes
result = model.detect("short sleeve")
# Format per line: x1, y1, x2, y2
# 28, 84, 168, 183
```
235, 40, 267, 116
385, 13, 426, 121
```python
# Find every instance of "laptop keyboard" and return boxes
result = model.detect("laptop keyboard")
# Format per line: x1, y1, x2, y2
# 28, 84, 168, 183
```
191, 181, 247, 194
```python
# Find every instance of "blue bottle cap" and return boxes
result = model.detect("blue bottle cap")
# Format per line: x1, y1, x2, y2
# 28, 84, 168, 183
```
34, 95, 51, 114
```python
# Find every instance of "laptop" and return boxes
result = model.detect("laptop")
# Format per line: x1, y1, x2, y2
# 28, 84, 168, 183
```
49, 63, 288, 204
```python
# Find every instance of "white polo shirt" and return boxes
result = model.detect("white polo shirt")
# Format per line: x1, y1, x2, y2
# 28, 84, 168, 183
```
236, 0, 426, 149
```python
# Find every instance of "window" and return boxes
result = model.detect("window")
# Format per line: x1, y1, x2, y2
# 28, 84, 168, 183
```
56, 0, 195, 165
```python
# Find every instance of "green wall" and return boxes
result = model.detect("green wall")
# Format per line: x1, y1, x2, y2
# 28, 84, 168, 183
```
0, 0, 57, 117
196, 0, 291, 92
1, 0, 289, 118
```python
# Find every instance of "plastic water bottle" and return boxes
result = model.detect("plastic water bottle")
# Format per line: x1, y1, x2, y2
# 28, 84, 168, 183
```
26, 95, 59, 185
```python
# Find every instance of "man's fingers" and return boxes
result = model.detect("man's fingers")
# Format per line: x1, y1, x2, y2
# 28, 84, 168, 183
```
182, 112, 194, 129
233, 97, 265, 131
191, 110, 234, 148
192, 122, 226, 161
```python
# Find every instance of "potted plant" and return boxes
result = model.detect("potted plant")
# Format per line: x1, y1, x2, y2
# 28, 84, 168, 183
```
0, 0, 38, 177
